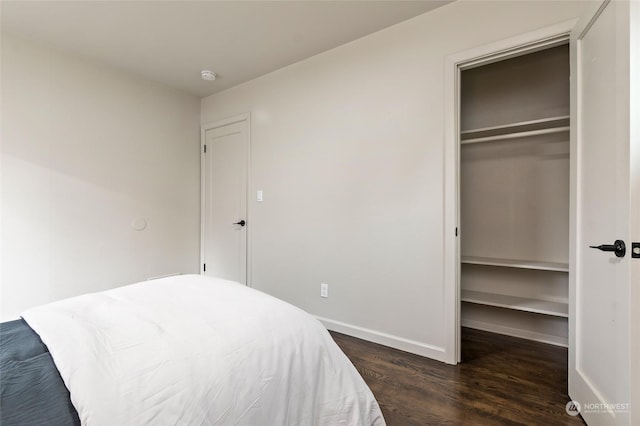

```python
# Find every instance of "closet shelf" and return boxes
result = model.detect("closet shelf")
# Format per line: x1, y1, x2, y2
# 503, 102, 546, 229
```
461, 115, 569, 144
461, 290, 568, 318
461, 256, 569, 272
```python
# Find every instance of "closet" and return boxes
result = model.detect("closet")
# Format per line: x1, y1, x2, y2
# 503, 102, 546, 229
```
459, 43, 570, 346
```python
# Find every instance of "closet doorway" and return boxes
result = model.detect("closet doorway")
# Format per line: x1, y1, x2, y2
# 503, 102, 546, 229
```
458, 42, 571, 348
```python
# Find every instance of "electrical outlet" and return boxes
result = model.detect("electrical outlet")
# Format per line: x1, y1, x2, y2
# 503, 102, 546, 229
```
320, 283, 329, 298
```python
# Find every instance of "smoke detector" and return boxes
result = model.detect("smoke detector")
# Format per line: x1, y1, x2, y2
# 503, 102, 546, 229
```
201, 70, 217, 81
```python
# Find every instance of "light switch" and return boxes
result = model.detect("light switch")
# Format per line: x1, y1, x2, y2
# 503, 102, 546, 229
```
257, 190, 263, 202
320, 283, 328, 298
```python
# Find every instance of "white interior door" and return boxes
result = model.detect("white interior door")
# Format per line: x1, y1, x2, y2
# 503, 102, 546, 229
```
569, 1, 638, 424
202, 116, 249, 284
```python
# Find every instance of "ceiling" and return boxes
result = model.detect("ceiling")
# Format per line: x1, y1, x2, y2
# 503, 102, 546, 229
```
1, 1, 453, 98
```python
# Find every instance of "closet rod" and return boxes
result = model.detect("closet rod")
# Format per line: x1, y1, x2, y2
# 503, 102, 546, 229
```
460, 115, 570, 135
461, 126, 569, 145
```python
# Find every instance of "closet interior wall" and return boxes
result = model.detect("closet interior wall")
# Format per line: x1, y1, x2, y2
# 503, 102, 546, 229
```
459, 44, 570, 346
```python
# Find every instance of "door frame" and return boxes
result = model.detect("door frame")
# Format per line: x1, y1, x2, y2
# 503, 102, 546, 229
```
443, 20, 578, 364
200, 113, 252, 285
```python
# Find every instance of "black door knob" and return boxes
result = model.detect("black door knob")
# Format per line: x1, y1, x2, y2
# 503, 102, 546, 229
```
589, 239, 626, 258
233, 220, 246, 227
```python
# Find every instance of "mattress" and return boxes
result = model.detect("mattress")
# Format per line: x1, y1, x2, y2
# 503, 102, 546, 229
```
3, 274, 385, 426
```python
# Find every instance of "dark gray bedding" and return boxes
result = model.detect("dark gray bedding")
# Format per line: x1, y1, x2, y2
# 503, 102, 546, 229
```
0, 319, 80, 426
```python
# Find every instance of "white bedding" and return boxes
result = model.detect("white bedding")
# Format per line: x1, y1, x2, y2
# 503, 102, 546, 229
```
22, 275, 385, 426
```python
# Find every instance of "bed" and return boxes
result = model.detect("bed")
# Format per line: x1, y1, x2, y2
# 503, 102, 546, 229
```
0, 274, 385, 425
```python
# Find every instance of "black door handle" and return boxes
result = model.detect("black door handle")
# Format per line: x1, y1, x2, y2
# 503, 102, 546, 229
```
590, 239, 626, 258
233, 220, 246, 227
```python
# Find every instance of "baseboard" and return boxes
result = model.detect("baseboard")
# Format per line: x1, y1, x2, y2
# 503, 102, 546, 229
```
462, 318, 568, 347
316, 316, 448, 362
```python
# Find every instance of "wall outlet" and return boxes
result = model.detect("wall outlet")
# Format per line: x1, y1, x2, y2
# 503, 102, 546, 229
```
320, 283, 329, 298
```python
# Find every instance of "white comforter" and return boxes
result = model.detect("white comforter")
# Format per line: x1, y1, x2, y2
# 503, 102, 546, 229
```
22, 275, 385, 426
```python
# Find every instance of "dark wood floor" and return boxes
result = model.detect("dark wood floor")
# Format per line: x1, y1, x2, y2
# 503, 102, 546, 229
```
331, 328, 586, 426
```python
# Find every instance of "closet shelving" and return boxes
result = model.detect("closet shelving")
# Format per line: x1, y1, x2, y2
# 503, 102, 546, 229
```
460, 256, 568, 272
460, 256, 569, 319
459, 113, 570, 321
460, 290, 568, 318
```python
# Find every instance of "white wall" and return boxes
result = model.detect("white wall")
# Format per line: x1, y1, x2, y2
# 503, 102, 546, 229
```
201, 0, 592, 360
1, 34, 201, 320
